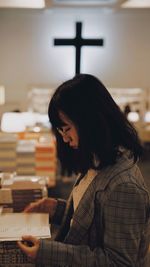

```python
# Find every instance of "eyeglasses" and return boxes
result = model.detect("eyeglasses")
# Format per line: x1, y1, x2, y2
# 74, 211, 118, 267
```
56, 126, 71, 137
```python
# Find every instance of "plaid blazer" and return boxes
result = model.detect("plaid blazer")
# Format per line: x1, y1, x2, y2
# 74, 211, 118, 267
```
36, 152, 150, 267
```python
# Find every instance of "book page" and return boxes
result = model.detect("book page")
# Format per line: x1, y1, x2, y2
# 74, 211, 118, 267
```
0, 213, 51, 241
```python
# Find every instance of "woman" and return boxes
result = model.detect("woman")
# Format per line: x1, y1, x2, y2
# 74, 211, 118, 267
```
18, 74, 150, 267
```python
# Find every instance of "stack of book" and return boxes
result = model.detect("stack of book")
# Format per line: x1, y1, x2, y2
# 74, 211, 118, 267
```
0, 177, 48, 266
0, 241, 35, 267
0, 213, 50, 267
35, 140, 56, 187
16, 140, 36, 176
0, 132, 57, 188
0, 175, 48, 212
0, 134, 17, 173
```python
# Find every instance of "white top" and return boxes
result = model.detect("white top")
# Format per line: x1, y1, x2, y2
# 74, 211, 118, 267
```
72, 169, 98, 212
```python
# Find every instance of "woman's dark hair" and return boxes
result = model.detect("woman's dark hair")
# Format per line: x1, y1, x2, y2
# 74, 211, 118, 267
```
48, 74, 143, 175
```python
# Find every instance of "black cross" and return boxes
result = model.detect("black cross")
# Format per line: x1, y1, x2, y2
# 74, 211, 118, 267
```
54, 22, 104, 74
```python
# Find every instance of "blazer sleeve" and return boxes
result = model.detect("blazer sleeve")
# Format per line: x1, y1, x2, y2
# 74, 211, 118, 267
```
36, 182, 149, 267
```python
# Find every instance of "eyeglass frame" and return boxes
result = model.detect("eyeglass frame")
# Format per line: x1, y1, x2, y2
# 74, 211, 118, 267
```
56, 126, 71, 137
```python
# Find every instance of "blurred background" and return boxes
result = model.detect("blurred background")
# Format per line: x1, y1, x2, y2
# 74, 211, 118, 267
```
0, 0, 150, 200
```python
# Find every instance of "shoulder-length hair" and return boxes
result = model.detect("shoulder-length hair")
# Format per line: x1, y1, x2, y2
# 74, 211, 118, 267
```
48, 74, 143, 175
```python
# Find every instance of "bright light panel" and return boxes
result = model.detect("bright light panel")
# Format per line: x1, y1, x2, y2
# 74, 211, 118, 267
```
0, 86, 5, 105
1, 113, 26, 132
122, 0, 150, 8
144, 111, 150, 123
0, 0, 45, 8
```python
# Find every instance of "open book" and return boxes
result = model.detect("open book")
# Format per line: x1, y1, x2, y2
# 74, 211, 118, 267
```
0, 213, 51, 241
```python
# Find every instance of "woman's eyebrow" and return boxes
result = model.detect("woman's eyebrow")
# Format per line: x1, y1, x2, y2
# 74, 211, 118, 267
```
63, 124, 71, 129
58, 123, 69, 129
58, 121, 67, 127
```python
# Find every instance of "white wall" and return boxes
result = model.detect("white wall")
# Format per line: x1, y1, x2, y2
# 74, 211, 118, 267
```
0, 8, 150, 110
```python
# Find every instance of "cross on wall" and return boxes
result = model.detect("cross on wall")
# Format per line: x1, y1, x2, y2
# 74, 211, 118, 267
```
54, 22, 104, 74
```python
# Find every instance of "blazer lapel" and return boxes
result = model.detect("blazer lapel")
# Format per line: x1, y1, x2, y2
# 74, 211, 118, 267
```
64, 177, 96, 244
62, 153, 134, 244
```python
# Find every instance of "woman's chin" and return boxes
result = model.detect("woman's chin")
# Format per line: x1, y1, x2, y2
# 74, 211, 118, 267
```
70, 144, 78, 149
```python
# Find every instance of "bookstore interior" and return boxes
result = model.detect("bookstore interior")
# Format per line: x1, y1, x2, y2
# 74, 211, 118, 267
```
0, 80, 150, 267
0, 85, 150, 192
0, 2, 150, 265
0, 69, 150, 267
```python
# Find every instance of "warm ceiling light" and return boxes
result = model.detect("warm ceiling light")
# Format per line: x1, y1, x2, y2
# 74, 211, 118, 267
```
127, 112, 140, 122
0, 0, 45, 8
122, 0, 150, 8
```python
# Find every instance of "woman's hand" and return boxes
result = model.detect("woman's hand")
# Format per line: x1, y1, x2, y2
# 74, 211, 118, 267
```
24, 197, 57, 219
17, 235, 40, 260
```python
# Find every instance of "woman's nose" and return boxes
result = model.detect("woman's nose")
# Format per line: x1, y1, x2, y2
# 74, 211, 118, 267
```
62, 135, 70, 143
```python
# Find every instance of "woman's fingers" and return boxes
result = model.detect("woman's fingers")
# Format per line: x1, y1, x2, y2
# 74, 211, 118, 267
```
24, 202, 38, 212
22, 235, 39, 244
24, 198, 46, 213
23, 197, 57, 217
17, 235, 40, 259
